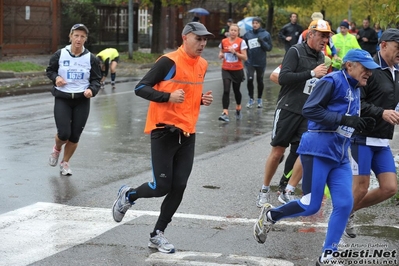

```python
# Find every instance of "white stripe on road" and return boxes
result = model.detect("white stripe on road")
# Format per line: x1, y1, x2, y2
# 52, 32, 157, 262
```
0, 202, 143, 266
0, 202, 310, 266
1, 202, 397, 266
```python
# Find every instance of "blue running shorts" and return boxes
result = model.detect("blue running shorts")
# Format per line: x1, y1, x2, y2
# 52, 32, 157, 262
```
350, 143, 396, 176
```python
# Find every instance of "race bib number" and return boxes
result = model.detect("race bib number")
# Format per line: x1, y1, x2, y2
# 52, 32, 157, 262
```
336, 125, 355, 138
303, 78, 318, 95
67, 71, 84, 80
224, 53, 238, 62
248, 38, 260, 49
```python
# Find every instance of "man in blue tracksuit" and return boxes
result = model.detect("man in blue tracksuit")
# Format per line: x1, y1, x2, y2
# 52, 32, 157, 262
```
243, 17, 272, 108
253, 49, 379, 265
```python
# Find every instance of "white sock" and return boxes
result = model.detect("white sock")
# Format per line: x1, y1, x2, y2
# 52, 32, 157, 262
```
266, 211, 272, 220
286, 184, 296, 192
261, 185, 270, 192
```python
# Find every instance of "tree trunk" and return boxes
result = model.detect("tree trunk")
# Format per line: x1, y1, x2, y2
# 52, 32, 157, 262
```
266, 0, 274, 33
151, 0, 164, 54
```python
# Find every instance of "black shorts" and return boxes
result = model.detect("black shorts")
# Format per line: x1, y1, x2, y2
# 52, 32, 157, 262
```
270, 108, 307, 147
221, 69, 245, 83
111, 56, 120, 63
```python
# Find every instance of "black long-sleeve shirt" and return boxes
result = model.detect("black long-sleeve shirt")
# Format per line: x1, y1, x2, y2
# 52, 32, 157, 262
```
134, 56, 175, 102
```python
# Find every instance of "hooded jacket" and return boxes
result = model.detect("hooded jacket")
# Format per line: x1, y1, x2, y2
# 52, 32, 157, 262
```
243, 28, 273, 67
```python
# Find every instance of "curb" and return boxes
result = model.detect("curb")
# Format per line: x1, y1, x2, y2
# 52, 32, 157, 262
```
0, 71, 15, 79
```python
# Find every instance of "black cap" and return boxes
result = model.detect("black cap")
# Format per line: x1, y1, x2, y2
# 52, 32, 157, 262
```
253, 17, 263, 23
227, 18, 233, 23
70, 24, 89, 34
378, 28, 399, 44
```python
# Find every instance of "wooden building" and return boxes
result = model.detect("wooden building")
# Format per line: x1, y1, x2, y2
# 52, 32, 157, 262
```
0, 0, 60, 56
0, 0, 242, 56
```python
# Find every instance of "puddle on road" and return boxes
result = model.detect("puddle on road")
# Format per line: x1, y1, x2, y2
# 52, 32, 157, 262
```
358, 225, 399, 241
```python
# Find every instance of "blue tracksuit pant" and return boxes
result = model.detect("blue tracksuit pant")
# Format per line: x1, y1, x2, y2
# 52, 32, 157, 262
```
270, 154, 353, 253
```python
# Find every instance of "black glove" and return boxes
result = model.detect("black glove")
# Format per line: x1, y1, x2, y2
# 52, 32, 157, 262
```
340, 116, 366, 131
363, 117, 376, 131
258, 37, 262, 43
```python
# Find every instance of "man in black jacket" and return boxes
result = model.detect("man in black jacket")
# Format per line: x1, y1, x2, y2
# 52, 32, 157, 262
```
345, 28, 399, 238
357, 18, 378, 56
278, 13, 303, 52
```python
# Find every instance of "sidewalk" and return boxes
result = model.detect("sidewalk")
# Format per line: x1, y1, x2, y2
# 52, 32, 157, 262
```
0, 47, 283, 97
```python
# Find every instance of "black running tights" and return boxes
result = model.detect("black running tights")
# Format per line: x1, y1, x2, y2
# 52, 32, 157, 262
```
129, 128, 196, 233
54, 97, 90, 143
222, 78, 242, 109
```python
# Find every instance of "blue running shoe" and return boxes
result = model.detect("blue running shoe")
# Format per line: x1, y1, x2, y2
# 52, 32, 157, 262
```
246, 98, 254, 108
257, 98, 263, 108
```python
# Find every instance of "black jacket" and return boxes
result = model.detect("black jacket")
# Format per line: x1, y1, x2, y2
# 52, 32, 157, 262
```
355, 53, 399, 140
277, 43, 325, 115
278, 22, 303, 52
357, 27, 378, 56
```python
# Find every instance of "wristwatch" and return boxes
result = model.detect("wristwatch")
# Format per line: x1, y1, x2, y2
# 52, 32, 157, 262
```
310, 70, 316, 78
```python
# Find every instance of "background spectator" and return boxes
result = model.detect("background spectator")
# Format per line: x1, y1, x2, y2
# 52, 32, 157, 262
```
278, 13, 303, 52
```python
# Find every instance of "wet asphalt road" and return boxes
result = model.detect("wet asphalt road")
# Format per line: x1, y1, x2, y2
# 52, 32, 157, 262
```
0, 69, 281, 213
0, 68, 398, 266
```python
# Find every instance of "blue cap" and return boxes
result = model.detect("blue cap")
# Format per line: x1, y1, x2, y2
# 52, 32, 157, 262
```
343, 49, 380, 70
340, 21, 349, 29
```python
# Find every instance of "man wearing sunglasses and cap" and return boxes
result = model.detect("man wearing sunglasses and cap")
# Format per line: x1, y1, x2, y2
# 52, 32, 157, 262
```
111, 22, 214, 254
254, 48, 379, 265
345, 28, 399, 239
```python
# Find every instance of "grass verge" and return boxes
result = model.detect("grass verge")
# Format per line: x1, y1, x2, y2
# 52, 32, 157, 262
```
0, 62, 45, 72
119, 51, 162, 64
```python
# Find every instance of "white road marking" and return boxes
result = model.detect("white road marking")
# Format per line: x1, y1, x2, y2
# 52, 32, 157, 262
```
147, 252, 295, 265
1, 202, 397, 266
0, 202, 143, 266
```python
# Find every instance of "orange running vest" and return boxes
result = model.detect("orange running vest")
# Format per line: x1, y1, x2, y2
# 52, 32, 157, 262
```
144, 46, 208, 134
